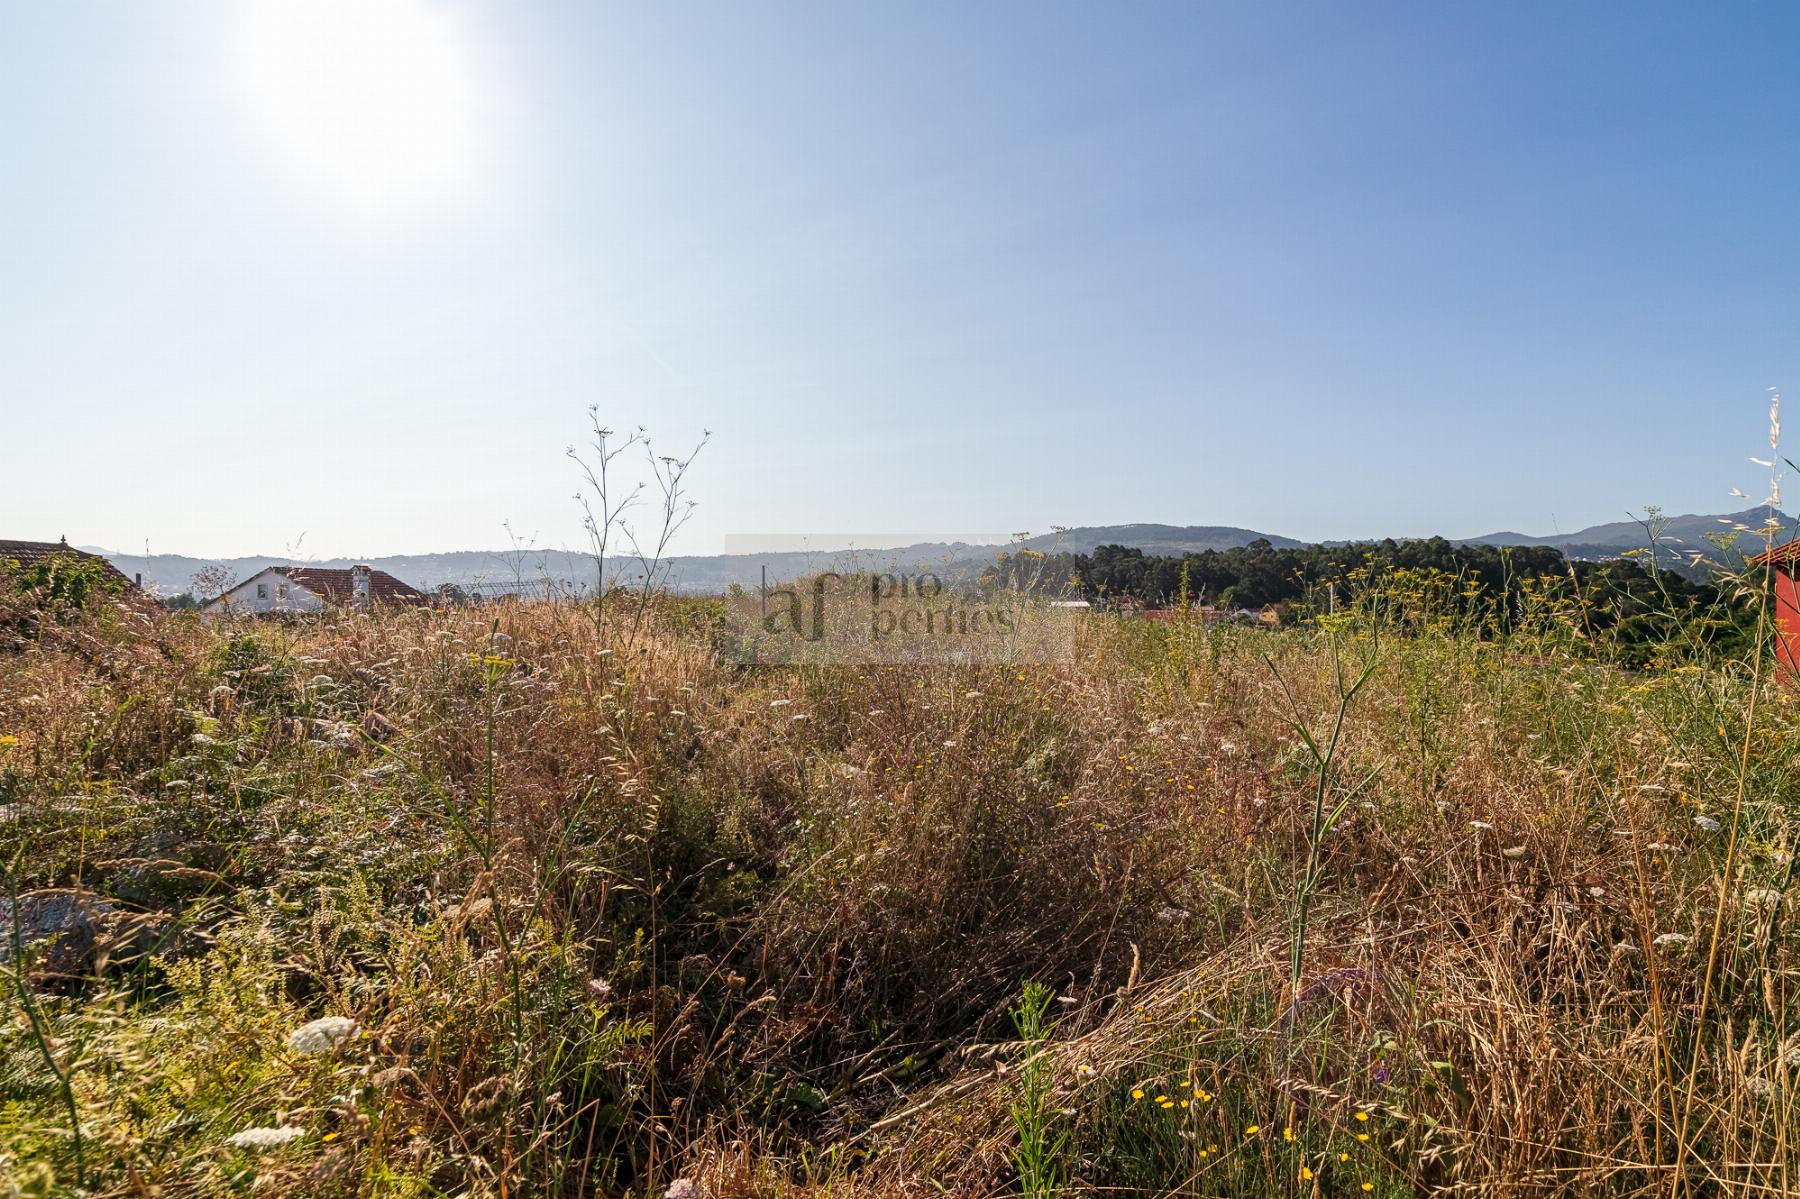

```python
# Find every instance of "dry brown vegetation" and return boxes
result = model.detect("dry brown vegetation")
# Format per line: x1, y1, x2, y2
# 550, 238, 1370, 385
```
1, 568, 1796, 1197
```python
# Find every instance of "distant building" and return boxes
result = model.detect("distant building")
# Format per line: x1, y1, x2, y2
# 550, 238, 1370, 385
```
206, 564, 425, 615
1136, 603, 1281, 627
0, 537, 141, 592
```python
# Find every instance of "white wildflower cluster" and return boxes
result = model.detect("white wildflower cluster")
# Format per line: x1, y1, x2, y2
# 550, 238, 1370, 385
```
227, 1125, 306, 1151
288, 1015, 356, 1055
1653, 932, 1692, 950
664, 1180, 700, 1199
1693, 815, 1722, 833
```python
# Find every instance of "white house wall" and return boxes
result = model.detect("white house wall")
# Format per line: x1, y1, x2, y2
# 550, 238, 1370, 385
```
208, 568, 326, 615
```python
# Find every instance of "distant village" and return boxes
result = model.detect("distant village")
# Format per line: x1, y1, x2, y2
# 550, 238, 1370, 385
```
0, 537, 430, 616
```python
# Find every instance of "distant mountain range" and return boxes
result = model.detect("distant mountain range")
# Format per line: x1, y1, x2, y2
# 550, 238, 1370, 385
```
1459, 507, 1790, 568
84, 508, 1791, 597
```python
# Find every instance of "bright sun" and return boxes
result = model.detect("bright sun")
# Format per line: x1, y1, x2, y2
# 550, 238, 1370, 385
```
235, 0, 486, 212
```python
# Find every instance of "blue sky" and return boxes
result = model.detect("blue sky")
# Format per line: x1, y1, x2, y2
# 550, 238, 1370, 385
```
4, 2, 1797, 558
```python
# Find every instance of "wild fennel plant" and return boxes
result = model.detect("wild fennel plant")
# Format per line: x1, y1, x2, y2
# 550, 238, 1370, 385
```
1265, 622, 1380, 994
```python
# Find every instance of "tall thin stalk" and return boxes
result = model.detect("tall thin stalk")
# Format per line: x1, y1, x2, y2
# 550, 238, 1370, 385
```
1671, 391, 1783, 1195
1265, 625, 1380, 993
1669, 533, 1775, 1195
5, 862, 84, 1188
623, 431, 709, 651
568, 410, 644, 638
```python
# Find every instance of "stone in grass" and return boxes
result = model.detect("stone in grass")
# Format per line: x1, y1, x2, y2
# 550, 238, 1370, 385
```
227, 1126, 307, 1151
288, 1015, 357, 1054
0, 889, 171, 977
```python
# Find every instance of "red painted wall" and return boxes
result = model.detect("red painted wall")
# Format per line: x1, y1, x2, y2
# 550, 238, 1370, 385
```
1775, 568, 1800, 679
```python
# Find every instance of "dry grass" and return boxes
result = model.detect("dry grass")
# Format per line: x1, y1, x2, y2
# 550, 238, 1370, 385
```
0, 574, 1796, 1197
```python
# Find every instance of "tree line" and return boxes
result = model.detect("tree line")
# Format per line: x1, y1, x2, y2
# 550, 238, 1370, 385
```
982, 537, 1748, 659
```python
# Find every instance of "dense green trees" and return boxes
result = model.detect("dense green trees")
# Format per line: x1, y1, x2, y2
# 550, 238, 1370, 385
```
985, 537, 1743, 661
991, 537, 1560, 607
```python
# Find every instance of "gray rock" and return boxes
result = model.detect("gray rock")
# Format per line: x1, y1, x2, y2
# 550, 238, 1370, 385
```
0, 889, 172, 977
0, 889, 112, 975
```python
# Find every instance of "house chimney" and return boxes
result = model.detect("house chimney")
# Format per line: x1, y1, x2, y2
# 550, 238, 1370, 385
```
351, 564, 371, 610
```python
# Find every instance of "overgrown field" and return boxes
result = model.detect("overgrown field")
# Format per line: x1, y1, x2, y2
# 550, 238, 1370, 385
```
2, 574, 1796, 1197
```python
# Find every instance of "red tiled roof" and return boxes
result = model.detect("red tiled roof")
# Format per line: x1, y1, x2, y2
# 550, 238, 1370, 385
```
273, 566, 425, 605
1750, 540, 1800, 567
0, 539, 137, 590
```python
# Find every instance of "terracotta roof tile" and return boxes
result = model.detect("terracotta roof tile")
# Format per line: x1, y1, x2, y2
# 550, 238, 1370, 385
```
273, 566, 425, 605
0, 539, 137, 590
1750, 540, 1800, 567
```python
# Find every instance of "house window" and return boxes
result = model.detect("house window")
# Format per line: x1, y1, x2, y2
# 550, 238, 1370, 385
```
257, 583, 268, 599
278, 583, 288, 598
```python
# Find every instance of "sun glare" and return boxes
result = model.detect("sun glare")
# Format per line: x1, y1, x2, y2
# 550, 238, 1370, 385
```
235, 0, 487, 212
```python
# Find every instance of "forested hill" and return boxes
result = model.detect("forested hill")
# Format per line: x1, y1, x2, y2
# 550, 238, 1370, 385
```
1462, 506, 1790, 568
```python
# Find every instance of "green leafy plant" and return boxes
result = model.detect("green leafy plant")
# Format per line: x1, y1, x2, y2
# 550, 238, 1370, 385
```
1008, 981, 1066, 1199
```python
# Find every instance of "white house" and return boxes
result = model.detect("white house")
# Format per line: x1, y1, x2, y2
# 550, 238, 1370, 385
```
206, 564, 425, 615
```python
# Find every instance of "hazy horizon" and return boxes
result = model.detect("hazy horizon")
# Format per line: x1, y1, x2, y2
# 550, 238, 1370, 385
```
53, 502, 1788, 568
